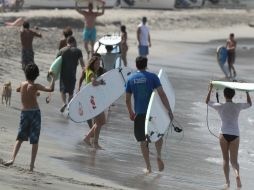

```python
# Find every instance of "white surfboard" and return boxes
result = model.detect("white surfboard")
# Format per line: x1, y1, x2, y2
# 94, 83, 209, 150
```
68, 67, 132, 123
212, 80, 254, 92
94, 34, 122, 70
145, 69, 175, 142
94, 35, 121, 54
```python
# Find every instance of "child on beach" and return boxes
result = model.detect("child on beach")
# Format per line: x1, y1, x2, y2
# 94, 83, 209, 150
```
3, 64, 55, 171
80, 55, 106, 149
206, 83, 252, 189
120, 25, 128, 66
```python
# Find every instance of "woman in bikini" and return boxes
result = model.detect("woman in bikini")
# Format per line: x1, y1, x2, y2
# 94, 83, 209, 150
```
206, 83, 252, 189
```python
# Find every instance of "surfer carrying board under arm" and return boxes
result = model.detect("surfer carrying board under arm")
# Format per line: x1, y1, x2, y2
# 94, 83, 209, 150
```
206, 83, 252, 189
226, 33, 237, 78
57, 36, 85, 113
125, 56, 173, 174
81, 55, 106, 149
75, 1, 105, 60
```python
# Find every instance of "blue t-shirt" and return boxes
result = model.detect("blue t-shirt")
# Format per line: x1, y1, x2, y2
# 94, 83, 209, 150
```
125, 71, 161, 114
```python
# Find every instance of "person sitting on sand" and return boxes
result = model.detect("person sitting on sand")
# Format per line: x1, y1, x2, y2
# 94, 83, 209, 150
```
125, 56, 174, 174
82, 55, 106, 149
75, 1, 105, 60
20, 21, 42, 70
3, 64, 55, 172
5, 17, 25, 26
206, 83, 252, 189
58, 26, 73, 50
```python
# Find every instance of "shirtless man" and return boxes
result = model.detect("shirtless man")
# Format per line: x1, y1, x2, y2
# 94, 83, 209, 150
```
226, 33, 237, 78
76, 1, 105, 59
20, 21, 42, 70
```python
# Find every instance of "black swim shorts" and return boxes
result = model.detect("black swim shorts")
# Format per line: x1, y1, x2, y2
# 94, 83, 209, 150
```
134, 114, 146, 142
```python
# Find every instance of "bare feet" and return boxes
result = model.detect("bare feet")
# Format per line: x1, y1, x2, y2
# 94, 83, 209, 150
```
143, 166, 152, 175
3, 160, 14, 166
157, 157, 164, 172
236, 176, 242, 189
93, 142, 102, 149
29, 165, 34, 172
224, 181, 230, 189
60, 104, 67, 113
83, 137, 91, 146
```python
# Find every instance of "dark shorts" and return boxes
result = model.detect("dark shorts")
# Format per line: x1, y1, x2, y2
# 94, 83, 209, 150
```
227, 51, 235, 64
60, 78, 76, 94
138, 45, 149, 56
17, 109, 41, 144
134, 114, 146, 142
223, 134, 239, 143
22, 49, 34, 67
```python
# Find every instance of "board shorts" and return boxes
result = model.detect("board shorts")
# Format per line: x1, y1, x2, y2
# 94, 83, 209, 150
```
17, 109, 41, 144
138, 45, 149, 57
134, 114, 146, 142
60, 78, 76, 94
227, 51, 235, 64
83, 27, 96, 42
21, 49, 34, 69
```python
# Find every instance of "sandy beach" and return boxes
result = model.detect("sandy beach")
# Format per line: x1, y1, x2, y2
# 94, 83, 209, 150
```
1, 7, 254, 190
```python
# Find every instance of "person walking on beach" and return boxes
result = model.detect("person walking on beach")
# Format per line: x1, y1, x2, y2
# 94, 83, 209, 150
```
58, 26, 73, 50
137, 17, 151, 57
125, 56, 174, 173
206, 83, 252, 189
226, 33, 237, 78
3, 64, 55, 172
80, 55, 106, 149
101, 45, 118, 71
75, 1, 105, 60
20, 21, 42, 70
57, 36, 85, 113
120, 25, 128, 66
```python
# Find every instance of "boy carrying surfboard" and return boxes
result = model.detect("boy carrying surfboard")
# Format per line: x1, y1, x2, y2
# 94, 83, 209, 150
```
125, 56, 174, 174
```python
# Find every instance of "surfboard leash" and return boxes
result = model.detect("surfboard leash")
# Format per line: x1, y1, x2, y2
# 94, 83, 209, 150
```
206, 104, 219, 139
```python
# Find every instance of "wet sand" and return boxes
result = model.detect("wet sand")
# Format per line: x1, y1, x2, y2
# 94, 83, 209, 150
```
1, 8, 254, 190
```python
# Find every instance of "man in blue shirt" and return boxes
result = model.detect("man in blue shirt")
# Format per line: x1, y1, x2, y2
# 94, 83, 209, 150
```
125, 56, 173, 174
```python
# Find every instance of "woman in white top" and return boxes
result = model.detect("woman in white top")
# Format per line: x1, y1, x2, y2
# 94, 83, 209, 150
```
206, 83, 252, 189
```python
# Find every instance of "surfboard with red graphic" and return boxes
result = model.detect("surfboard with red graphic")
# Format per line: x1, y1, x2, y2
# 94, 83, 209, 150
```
68, 67, 132, 123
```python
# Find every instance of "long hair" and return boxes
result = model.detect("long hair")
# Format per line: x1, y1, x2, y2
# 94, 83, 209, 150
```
87, 56, 101, 72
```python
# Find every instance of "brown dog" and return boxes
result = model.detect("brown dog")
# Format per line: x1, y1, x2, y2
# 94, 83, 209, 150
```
2, 81, 12, 106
